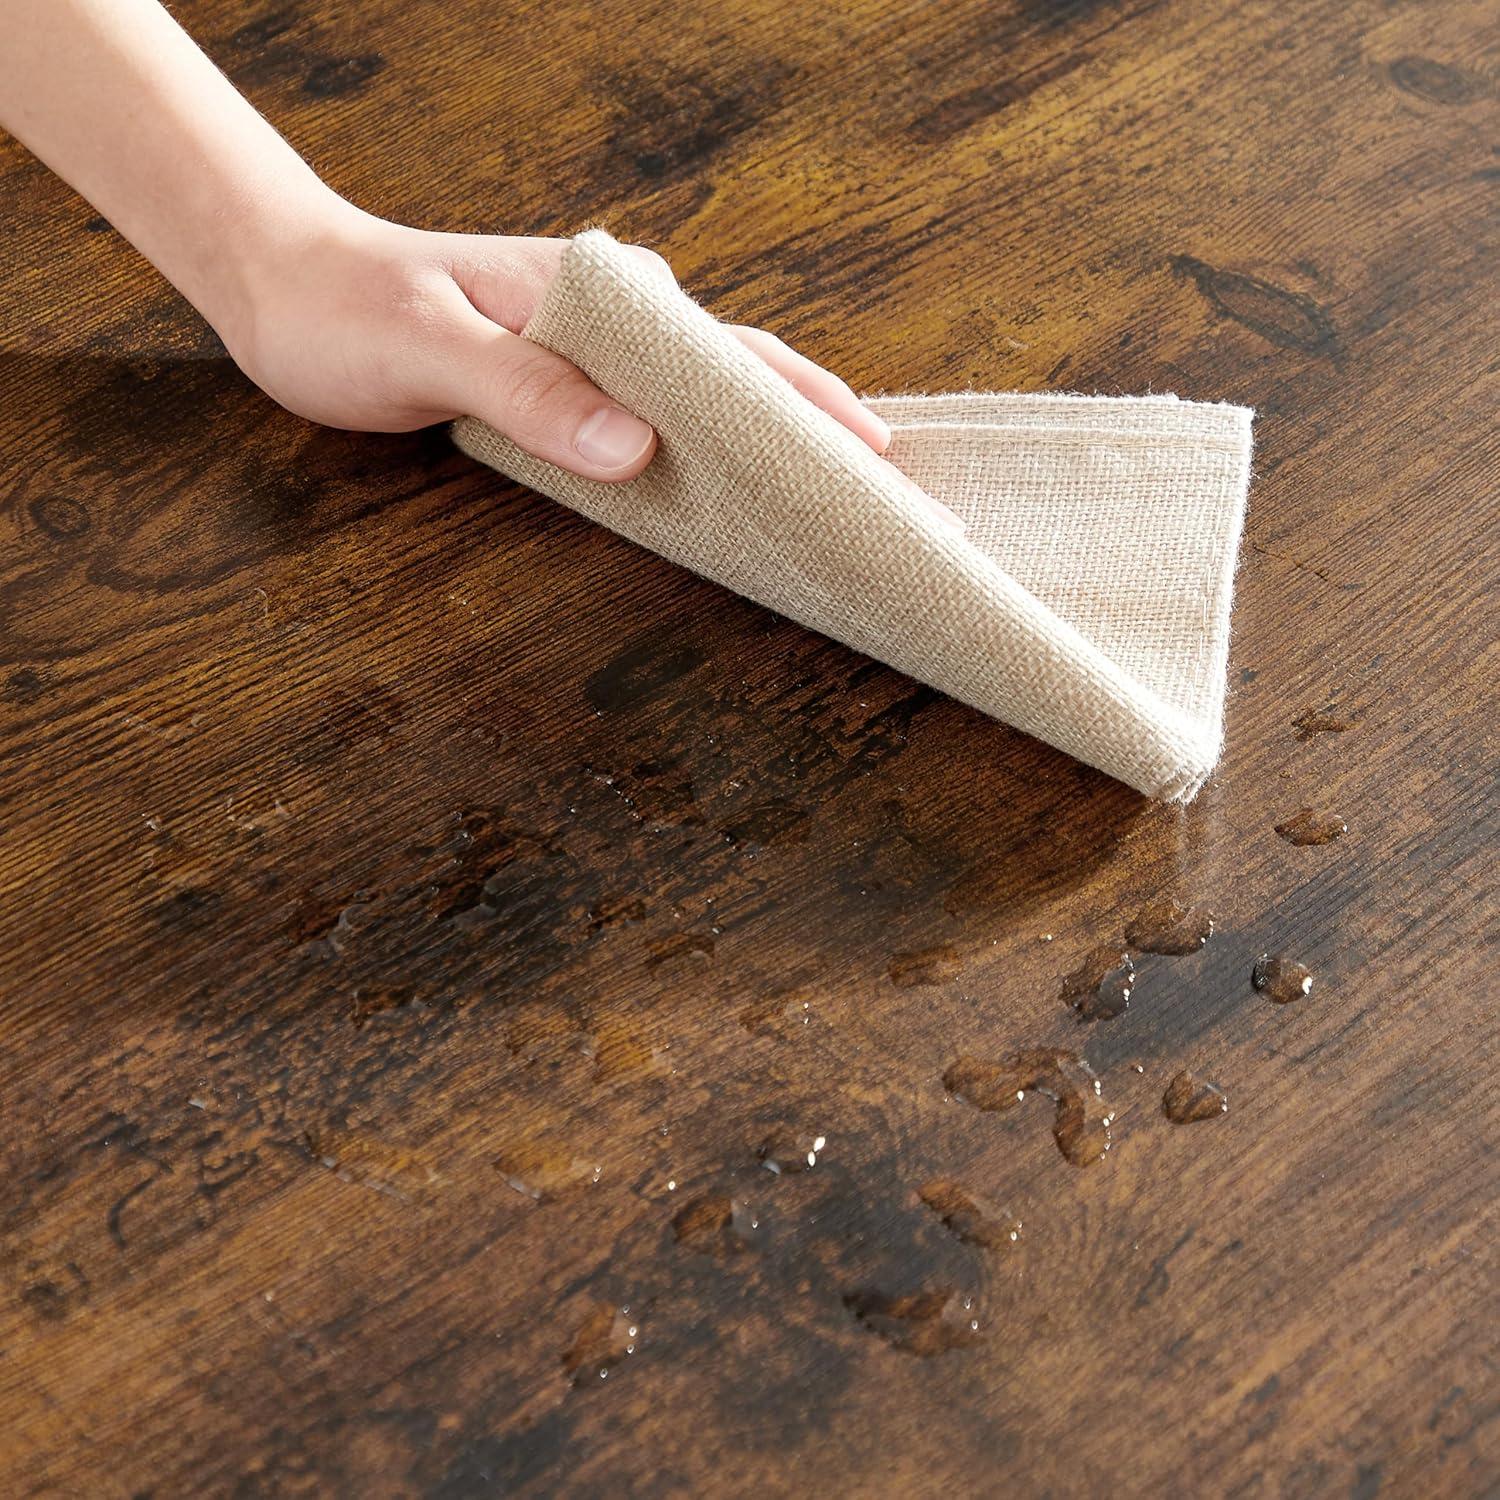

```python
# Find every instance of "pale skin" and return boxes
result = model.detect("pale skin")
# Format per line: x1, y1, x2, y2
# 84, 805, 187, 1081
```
0, 0, 963, 528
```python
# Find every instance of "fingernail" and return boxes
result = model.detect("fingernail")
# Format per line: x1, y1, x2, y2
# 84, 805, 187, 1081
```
575, 406, 655, 471
863, 410, 893, 453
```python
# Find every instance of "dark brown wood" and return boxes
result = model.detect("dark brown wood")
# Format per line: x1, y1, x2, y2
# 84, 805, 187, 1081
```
1, 1, 1496, 1493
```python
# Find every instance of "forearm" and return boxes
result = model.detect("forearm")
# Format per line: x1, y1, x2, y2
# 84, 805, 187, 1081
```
0, 0, 346, 342
0, 0, 914, 490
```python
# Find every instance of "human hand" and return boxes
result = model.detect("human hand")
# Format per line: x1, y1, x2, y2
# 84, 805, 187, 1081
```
222, 200, 901, 484
0, 0, 960, 522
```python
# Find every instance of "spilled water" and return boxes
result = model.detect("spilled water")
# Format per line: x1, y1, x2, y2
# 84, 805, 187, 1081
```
1061, 946, 1135, 1021
1274, 808, 1347, 846
1124, 899, 1215, 955
494, 1140, 602, 1201
1162, 1070, 1229, 1123
1292, 708, 1357, 741
1252, 955, 1314, 1003
672, 1193, 760, 1256
944, 1050, 1114, 1165
563, 1303, 639, 1386
887, 945, 964, 987
737, 994, 815, 1038
842, 1287, 983, 1356
758, 1128, 828, 1174
918, 1179, 1022, 1249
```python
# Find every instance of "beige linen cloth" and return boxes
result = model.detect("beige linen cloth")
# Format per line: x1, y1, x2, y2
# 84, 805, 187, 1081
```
454, 230, 1253, 802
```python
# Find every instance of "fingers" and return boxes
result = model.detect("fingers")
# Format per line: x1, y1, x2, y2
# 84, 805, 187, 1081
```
729, 324, 893, 455
444, 236, 567, 333
440, 238, 962, 529
435, 300, 656, 481
452, 238, 674, 332
623, 243, 678, 288
438, 240, 660, 480
731, 325, 964, 534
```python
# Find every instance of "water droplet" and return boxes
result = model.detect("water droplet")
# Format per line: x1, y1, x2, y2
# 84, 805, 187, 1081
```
1274, 808, 1347, 846
1162, 1070, 1229, 1123
325, 901, 374, 957
1293, 708, 1357, 741
562, 1303, 638, 1386
887, 945, 963, 987
943, 1050, 1113, 1165
645, 932, 716, 968
758, 1128, 826, 1174
1060, 945, 1135, 1020
737, 994, 816, 1039
672, 1192, 759, 1257
587, 896, 647, 932
670, 1194, 731, 1250
843, 1287, 984, 1356
492, 1141, 601, 1201
590, 1014, 667, 1083
1124, 900, 1214, 955
1252, 954, 1314, 1003
918, 1180, 1022, 1250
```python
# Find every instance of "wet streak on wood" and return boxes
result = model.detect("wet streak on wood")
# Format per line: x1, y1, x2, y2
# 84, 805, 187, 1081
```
0, 0, 1496, 1495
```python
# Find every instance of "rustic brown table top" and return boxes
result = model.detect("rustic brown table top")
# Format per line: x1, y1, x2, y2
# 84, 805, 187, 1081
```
2, 1, 1496, 1494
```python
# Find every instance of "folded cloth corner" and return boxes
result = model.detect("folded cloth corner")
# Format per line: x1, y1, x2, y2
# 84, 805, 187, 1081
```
453, 230, 1253, 802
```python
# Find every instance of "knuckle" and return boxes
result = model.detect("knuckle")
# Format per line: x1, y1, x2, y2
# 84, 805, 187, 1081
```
741, 324, 787, 357
630, 245, 676, 282
461, 248, 555, 331
497, 352, 578, 424
374, 259, 447, 327
356, 271, 451, 392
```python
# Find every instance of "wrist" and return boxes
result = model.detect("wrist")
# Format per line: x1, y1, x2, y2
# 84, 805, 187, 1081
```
195, 175, 368, 355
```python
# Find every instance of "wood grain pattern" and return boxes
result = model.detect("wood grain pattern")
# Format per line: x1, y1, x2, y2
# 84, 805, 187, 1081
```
1, 0, 1496, 1494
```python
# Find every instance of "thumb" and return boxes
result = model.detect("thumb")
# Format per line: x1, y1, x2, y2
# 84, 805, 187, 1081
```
436, 305, 657, 482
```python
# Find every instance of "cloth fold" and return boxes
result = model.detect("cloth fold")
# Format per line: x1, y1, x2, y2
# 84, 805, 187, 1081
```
454, 230, 1253, 801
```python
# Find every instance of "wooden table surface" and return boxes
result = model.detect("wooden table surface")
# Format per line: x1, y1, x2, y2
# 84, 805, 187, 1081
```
2, 1, 1496, 1494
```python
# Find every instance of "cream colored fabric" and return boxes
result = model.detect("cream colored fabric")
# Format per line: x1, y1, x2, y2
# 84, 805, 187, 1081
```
453, 231, 1253, 801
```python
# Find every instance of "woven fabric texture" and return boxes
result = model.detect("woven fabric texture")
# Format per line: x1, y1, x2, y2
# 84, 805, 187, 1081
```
453, 230, 1253, 801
